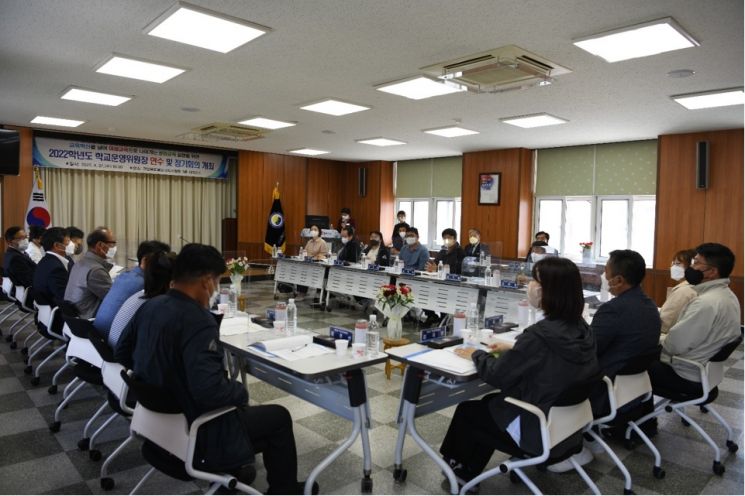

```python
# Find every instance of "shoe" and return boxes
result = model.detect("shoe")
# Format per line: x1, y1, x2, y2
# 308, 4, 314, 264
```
547, 446, 594, 473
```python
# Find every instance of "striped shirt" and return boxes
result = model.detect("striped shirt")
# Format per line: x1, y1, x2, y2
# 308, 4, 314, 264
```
109, 289, 147, 348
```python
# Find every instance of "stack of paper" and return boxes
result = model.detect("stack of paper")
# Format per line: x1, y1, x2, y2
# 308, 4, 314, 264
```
408, 348, 476, 375
250, 334, 333, 362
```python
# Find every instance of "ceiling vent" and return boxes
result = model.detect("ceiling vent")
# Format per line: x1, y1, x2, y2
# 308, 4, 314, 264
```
420, 45, 571, 93
178, 122, 265, 142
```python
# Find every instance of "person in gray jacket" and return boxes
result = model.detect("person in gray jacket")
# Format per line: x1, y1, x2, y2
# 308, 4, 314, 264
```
63, 227, 117, 318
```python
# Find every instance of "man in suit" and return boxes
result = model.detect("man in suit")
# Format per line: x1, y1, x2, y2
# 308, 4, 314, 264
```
33, 227, 74, 306
3, 226, 36, 289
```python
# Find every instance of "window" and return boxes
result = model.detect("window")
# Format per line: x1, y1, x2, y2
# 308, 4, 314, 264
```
534, 195, 655, 266
396, 197, 461, 248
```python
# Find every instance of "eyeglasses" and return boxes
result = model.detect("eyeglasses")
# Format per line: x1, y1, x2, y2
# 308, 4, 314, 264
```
691, 258, 711, 269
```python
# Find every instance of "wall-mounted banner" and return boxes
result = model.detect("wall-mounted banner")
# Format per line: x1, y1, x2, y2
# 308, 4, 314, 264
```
32, 136, 229, 179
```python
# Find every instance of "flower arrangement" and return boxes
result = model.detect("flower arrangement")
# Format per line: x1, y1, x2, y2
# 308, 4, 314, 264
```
226, 257, 250, 276
376, 283, 414, 311
579, 242, 593, 250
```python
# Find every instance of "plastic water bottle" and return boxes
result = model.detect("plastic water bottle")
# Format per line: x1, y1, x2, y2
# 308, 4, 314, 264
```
493, 267, 501, 287
354, 319, 368, 344
397, 257, 404, 273
272, 244, 277, 258
286, 298, 297, 335
437, 260, 444, 279
484, 265, 492, 286
453, 309, 466, 337
227, 287, 237, 317
467, 302, 479, 334
275, 301, 287, 330
518, 299, 530, 328
366, 314, 379, 356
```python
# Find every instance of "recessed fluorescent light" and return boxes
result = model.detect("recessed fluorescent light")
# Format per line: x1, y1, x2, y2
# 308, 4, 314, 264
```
573, 17, 698, 63
356, 138, 407, 147
145, 2, 268, 53
95, 55, 186, 83
289, 148, 329, 156
672, 88, 745, 110
300, 99, 370, 116
31, 116, 85, 128
239, 117, 296, 129
423, 126, 479, 138
60, 87, 131, 107
376, 76, 466, 100
501, 113, 568, 128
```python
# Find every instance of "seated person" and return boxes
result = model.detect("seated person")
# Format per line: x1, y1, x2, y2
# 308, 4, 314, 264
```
464, 228, 488, 259
336, 207, 356, 232
115, 244, 313, 494
337, 226, 361, 263
303, 224, 328, 260
64, 227, 117, 319
391, 223, 408, 254
32, 227, 74, 306
391, 211, 409, 254
3, 226, 36, 289
67, 226, 85, 263
649, 243, 741, 399
426, 228, 466, 275
660, 249, 697, 334
524, 240, 549, 263
25, 225, 46, 264
108, 250, 175, 348
94, 240, 170, 338
440, 257, 599, 486
399, 227, 429, 270
363, 230, 391, 266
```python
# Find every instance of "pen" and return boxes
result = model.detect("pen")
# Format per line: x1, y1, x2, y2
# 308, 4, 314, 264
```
291, 344, 308, 352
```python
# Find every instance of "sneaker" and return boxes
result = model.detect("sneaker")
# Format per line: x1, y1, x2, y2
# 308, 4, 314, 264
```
547, 446, 594, 473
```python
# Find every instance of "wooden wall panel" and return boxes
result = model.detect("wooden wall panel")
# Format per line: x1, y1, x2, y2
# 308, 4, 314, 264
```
1, 127, 34, 260
339, 161, 394, 242
461, 148, 533, 259
379, 161, 395, 245
306, 158, 344, 221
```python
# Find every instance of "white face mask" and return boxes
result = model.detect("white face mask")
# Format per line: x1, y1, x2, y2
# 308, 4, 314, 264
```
341, 237, 349, 244
670, 264, 685, 281
531, 253, 546, 263
341, 214, 349, 220
310, 230, 319, 238
527, 281, 542, 309
65, 241, 76, 256
398, 231, 407, 238
106, 246, 117, 259
17, 239, 29, 251
469, 236, 479, 245
405, 237, 416, 245
443, 238, 453, 248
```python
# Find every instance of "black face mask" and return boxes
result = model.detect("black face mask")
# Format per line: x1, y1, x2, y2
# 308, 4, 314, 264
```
684, 266, 705, 285
369, 239, 379, 246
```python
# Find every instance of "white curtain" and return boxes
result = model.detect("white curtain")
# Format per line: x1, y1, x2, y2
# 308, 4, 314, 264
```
40, 167, 235, 266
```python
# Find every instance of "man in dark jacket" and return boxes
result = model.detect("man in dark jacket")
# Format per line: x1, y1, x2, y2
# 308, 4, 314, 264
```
33, 227, 73, 306
115, 244, 312, 494
3, 226, 36, 289
427, 228, 466, 275
337, 226, 362, 263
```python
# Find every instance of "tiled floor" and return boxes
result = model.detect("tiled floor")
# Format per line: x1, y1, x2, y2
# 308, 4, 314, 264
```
0, 280, 742, 495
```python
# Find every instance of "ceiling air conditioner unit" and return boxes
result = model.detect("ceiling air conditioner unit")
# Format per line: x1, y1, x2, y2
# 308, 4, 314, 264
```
178, 122, 266, 143
420, 45, 571, 93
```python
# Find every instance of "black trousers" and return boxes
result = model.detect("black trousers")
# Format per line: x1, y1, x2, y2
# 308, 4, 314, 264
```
440, 396, 521, 479
648, 360, 703, 397
237, 404, 298, 494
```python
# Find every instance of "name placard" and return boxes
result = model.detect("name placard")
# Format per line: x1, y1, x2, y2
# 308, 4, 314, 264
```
329, 325, 353, 342
484, 315, 504, 330
500, 280, 518, 289
304, 256, 314, 263
420, 326, 447, 342
367, 263, 380, 271
445, 273, 463, 282
265, 308, 276, 321
333, 259, 345, 266
401, 268, 416, 276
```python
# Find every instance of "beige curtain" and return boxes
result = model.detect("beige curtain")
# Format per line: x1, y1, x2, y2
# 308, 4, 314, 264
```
40, 167, 235, 266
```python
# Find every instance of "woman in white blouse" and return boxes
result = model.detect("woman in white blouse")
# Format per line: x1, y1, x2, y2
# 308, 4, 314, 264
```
660, 249, 697, 334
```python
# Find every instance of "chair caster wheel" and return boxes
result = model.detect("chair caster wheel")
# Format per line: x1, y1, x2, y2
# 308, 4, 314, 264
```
681, 417, 690, 427
24, 365, 32, 375
30, 376, 40, 386
726, 440, 738, 453
509, 471, 520, 484
100, 477, 115, 491
78, 438, 90, 451
712, 461, 725, 476
89, 449, 102, 461
361, 477, 373, 493
393, 468, 407, 482
21, 347, 28, 356
48, 385, 58, 394
623, 489, 635, 494
653, 466, 665, 479
9, 341, 17, 349
49, 421, 61, 433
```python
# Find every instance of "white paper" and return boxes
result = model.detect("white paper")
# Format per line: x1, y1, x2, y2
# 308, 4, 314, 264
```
272, 343, 334, 362
408, 349, 476, 375
487, 329, 522, 345
252, 334, 313, 352
219, 315, 262, 336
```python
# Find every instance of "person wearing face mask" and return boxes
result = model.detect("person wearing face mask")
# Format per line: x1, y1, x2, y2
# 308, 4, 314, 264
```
66, 226, 85, 262
63, 227, 117, 319
93, 240, 171, 339
648, 243, 741, 399
525, 240, 549, 263
32, 227, 74, 306
3, 226, 36, 290
399, 227, 429, 270
659, 249, 697, 334
363, 230, 391, 266
391, 224, 409, 254
337, 226, 362, 263
303, 224, 328, 261
464, 228, 488, 259
427, 228, 465, 275
336, 207, 356, 232
441, 257, 599, 488
25, 225, 47, 264
391, 211, 409, 252
115, 244, 313, 495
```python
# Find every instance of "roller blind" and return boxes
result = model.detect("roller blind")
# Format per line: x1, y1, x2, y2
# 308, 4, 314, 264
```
535, 145, 594, 196
396, 156, 462, 198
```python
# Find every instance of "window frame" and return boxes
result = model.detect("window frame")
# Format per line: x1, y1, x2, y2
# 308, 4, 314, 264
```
395, 196, 462, 248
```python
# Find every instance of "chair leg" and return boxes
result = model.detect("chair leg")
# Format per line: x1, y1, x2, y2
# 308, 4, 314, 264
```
570, 457, 600, 495
511, 468, 542, 495
52, 361, 72, 392
89, 412, 119, 451
62, 375, 79, 399
586, 429, 632, 493
130, 466, 156, 495
626, 420, 664, 478
205, 482, 221, 495
24, 332, 43, 352
55, 380, 87, 422
35, 343, 67, 380
27, 338, 51, 364
705, 406, 736, 446
674, 408, 722, 463
101, 433, 135, 478
83, 399, 110, 439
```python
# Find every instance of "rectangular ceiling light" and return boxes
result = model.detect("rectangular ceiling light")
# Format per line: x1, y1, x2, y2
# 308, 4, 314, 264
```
61, 87, 131, 107
300, 99, 370, 116
376, 76, 466, 100
289, 148, 329, 156
573, 17, 698, 63
423, 126, 479, 138
95, 55, 186, 83
356, 137, 407, 147
146, 2, 268, 54
501, 113, 568, 128
672, 88, 745, 109
239, 117, 296, 129
31, 116, 85, 127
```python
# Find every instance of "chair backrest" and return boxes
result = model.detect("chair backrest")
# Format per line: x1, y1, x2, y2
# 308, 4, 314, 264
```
62, 316, 103, 368
705, 334, 743, 391
2, 277, 15, 300
616, 346, 661, 375
36, 303, 53, 328
14, 285, 34, 311
547, 399, 594, 448
613, 371, 653, 408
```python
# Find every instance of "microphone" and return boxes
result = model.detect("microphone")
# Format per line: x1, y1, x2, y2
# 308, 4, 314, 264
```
178, 234, 192, 245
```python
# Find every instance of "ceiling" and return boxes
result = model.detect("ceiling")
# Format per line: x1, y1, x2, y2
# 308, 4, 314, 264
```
0, 0, 742, 162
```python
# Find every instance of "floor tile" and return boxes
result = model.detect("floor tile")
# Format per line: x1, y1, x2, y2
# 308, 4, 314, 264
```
0, 453, 83, 494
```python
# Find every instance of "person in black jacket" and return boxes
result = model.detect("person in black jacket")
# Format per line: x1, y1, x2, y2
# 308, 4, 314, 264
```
391, 211, 409, 253
3, 226, 36, 289
362, 230, 391, 266
337, 226, 361, 263
426, 228, 465, 275
439, 257, 599, 485
115, 244, 314, 495
463, 228, 488, 259
32, 227, 73, 306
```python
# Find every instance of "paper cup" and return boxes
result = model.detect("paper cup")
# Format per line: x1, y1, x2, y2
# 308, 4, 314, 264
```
216, 303, 228, 315
335, 339, 348, 356
480, 329, 494, 341
273, 321, 286, 333
352, 342, 366, 359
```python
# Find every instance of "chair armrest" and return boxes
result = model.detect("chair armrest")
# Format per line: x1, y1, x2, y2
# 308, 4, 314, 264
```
185, 406, 240, 490
503, 396, 550, 463
669, 355, 709, 395
593, 376, 617, 426
188, 406, 238, 436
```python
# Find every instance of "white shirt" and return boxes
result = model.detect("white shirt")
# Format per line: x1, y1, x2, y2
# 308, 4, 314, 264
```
26, 242, 44, 264
47, 251, 70, 271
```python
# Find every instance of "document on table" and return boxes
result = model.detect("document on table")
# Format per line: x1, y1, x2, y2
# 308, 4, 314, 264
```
250, 334, 332, 362
407, 348, 477, 375
487, 330, 522, 346
219, 314, 264, 336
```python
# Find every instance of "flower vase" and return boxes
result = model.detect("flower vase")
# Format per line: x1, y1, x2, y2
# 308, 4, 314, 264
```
230, 274, 243, 294
386, 316, 403, 340
582, 248, 592, 264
